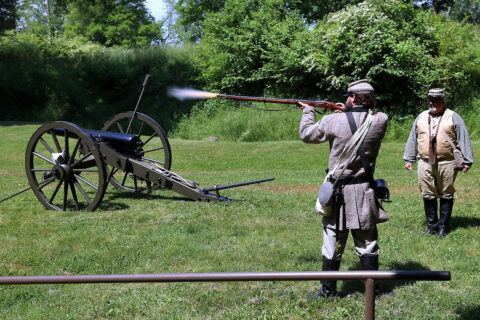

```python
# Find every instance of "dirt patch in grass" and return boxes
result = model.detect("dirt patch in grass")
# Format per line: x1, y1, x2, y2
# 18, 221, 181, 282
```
259, 184, 318, 194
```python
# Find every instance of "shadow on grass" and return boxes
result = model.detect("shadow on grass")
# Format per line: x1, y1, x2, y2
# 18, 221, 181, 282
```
450, 216, 480, 232
456, 305, 480, 320
340, 260, 431, 296
108, 191, 192, 202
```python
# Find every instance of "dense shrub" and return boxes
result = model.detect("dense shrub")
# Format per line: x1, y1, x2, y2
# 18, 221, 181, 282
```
195, 0, 314, 96
0, 32, 198, 131
195, 0, 480, 117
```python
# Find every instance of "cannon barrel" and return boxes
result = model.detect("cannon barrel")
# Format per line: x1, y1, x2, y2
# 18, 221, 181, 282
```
203, 177, 274, 193
50, 128, 141, 150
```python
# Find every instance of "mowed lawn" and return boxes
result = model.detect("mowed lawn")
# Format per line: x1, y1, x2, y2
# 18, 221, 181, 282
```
0, 123, 479, 319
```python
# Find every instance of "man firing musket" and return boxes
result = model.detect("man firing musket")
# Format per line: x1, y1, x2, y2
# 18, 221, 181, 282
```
299, 79, 390, 298
169, 82, 391, 298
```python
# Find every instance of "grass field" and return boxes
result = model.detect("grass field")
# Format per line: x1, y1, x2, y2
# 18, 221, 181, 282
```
0, 123, 479, 319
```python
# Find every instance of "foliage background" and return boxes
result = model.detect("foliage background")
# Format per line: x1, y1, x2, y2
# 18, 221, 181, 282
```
0, 0, 479, 140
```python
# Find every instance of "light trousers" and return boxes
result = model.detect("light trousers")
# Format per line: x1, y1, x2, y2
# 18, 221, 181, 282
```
418, 158, 457, 200
322, 226, 379, 261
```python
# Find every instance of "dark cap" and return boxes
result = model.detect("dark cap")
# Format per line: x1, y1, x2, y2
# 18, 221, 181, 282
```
427, 88, 445, 99
346, 79, 374, 95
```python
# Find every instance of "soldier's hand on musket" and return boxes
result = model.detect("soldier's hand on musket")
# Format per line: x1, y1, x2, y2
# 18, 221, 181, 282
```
334, 103, 345, 113
463, 164, 470, 173
296, 101, 310, 110
404, 162, 413, 171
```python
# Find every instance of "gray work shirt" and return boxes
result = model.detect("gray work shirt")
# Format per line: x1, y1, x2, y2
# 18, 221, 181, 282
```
403, 110, 474, 166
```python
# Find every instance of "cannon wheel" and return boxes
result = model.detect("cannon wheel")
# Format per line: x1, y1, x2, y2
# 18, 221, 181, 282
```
102, 111, 172, 192
25, 121, 108, 211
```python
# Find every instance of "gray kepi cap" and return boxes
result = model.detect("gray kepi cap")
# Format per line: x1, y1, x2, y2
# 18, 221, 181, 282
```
346, 79, 374, 95
427, 88, 445, 99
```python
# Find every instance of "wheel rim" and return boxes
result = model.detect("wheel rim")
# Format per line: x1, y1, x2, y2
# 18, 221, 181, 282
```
102, 111, 171, 192
25, 121, 107, 211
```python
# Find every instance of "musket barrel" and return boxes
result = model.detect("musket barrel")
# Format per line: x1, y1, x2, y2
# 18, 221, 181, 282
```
203, 177, 274, 193
217, 94, 343, 111
218, 94, 301, 105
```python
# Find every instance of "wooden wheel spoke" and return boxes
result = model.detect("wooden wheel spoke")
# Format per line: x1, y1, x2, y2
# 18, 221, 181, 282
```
71, 151, 93, 168
49, 180, 63, 203
139, 146, 165, 154
73, 169, 99, 173
74, 180, 92, 205
39, 137, 55, 154
64, 129, 70, 162
136, 121, 145, 137
74, 174, 98, 190
69, 139, 81, 165
63, 179, 69, 211
142, 132, 157, 147
32, 168, 52, 172
121, 172, 129, 186
49, 130, 62, 152
38, 177, 55, 191
33, 152, 55, 165
142, 156, 165, 165
116, 122, 124, 133
107, 167, 119, 184
69, 181, 80, 210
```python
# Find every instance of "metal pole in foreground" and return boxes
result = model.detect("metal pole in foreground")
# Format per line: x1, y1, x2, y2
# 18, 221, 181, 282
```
0, 271, 450, 320
365, 278, 375, 320
0, 271, 451, 285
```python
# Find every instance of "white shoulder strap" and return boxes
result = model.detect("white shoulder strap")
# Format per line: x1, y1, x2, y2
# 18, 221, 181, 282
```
326, 110, 373, 186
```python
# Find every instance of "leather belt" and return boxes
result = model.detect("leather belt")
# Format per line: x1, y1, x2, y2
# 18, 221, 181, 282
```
331, 176, 369, 186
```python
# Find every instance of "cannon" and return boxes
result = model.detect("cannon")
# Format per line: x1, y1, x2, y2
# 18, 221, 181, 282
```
3, 76, 274, 211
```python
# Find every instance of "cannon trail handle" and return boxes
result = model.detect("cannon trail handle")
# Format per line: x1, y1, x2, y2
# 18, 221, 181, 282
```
127, 74, 151, 134
203, 177, 274, 193
0, 185, 33, 203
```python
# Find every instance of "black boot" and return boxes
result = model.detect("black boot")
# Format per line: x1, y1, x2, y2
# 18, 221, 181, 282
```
359, 254, 379, 271
309, 256, 341, 298
359, 255, 393, 296
438, 198, 454, 238
423, 198, 438, 235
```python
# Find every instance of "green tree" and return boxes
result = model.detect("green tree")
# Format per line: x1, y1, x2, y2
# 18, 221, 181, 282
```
0, 0, 17, 33
175, 0, 364, 42
305, 0, 480, 114
16, 0, 67, 39
196, 0, 313, 96
450, 0, 479, 24
63, 0, 161, 48
174, 0, 225, 42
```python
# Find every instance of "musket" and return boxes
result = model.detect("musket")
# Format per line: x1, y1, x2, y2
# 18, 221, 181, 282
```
168, 88, 345, 112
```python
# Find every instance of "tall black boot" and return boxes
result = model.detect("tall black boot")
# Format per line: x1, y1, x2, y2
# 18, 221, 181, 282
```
320, 256, 341, 297
438, 198, 454, 238
423, 198, 438, 235
309, 256, 341, 298
359, 254, 379, 271
359, 255, 394, 296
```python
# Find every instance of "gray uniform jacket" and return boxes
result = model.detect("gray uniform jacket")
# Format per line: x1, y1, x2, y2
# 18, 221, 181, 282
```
299, 105, 389, 231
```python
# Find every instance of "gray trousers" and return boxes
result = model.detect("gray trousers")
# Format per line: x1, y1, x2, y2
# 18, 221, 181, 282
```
322, 226, 380, 260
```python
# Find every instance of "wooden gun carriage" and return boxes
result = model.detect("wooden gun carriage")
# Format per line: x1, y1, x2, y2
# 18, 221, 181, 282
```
23, 112, 272, 211
5, 76, 273, 211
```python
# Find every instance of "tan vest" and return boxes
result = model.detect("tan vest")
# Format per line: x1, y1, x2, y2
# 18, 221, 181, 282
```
417, 109, 456, 161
